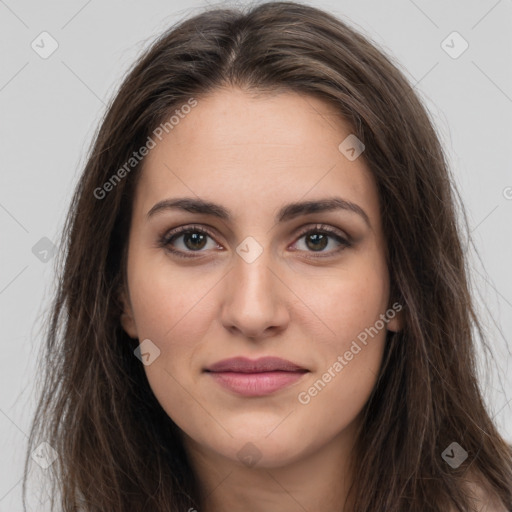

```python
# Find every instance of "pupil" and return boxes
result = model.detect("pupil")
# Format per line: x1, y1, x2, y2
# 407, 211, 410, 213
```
306, 233, 327, 251
185, 232, 206, 250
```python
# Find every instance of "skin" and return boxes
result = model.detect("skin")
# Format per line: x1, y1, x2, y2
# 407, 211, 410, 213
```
120, 87, 402, 512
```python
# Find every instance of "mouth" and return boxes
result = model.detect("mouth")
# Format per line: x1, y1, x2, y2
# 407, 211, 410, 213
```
204, 356, 309, 397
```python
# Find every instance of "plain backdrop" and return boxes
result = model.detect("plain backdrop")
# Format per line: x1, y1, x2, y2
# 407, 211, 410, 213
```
1, 0, 511, 509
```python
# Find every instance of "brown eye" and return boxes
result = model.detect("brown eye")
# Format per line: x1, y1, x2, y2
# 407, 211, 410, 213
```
180, 232, 208, 251
292, 225, 351, 256
304, 233, 329, 251
159, 225, 220, 258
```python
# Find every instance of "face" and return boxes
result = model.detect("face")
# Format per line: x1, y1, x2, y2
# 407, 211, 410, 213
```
120, 87, 401, 469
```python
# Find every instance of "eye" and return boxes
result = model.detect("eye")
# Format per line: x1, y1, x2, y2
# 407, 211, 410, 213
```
291, 224, 351, 256
159, 224, 220, 258
158, 223, 351, 259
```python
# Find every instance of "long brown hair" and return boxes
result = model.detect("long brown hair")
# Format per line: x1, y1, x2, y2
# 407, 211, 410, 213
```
23, 1, 512, 510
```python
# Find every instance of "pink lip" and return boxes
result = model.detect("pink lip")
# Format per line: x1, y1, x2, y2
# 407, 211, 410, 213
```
205, 357, 309, 397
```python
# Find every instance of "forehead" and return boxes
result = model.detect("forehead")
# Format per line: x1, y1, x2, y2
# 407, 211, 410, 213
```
133, 87, 380, 226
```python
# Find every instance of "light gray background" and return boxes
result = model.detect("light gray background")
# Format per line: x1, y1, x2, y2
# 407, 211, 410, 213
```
1, 0, 511, 509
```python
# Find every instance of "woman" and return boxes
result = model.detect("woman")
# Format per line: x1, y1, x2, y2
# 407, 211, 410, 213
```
23, 1, 512, 511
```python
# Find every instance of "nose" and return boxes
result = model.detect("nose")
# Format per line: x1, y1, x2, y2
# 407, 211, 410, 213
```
220, 245, 290, 341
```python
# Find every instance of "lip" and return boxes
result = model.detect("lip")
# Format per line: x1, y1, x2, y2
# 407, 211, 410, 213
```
205, 357, 309, 397
206, 356, 307, 373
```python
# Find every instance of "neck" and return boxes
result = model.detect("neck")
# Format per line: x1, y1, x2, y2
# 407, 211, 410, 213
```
183, 419, 360, 512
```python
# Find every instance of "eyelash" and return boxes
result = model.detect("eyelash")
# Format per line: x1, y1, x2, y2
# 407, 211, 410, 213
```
158, 223, 351, 260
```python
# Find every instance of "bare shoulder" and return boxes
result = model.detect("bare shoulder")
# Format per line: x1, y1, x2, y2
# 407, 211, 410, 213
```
461, 473, 509, 512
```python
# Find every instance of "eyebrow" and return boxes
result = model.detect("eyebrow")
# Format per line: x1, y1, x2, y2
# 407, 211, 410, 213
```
146, 196, 371, 227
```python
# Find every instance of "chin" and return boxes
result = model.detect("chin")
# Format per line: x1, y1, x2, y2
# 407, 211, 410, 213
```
193, 425, 316, 470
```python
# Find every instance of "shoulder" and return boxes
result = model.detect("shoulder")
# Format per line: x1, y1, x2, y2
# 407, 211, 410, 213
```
459, 473, 509, 512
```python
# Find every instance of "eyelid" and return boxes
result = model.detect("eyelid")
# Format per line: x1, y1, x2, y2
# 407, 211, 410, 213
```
292, 223, 350, 244
159, 224, 221, 253
159, 222, 351, 258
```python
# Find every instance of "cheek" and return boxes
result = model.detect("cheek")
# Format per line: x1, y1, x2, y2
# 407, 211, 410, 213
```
126, 251, 223, 399
294, 306, 388, 447
292, 253, 390, 416
128, 250, 218, 344
127, 262, 214, 429
296, 253, 390, 350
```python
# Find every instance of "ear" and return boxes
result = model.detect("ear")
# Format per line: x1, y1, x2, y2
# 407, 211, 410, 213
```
386, 302, 404, 333
119, 288, 138, 339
